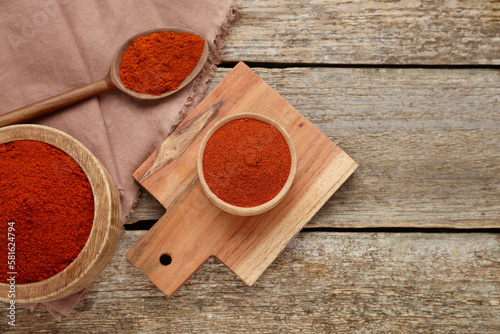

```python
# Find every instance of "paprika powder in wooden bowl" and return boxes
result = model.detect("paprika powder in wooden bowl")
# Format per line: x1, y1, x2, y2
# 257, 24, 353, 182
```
0, 124, 121, 303
198, 113, 297, 216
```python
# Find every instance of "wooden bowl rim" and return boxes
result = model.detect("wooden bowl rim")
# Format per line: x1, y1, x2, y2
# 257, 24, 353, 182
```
198, 113, 297, 216
109, 27, 209, 100
0, 124, 121, 303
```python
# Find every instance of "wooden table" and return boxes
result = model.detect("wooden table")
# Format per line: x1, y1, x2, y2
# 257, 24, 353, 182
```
13, 1, 500, 332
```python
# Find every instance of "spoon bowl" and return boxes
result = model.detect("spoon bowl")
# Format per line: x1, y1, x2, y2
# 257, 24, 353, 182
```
0, 27, 209, 127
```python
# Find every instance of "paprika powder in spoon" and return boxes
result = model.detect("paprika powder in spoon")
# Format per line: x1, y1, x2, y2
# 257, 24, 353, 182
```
0, 27, 208, 127
119, 31, 205, 95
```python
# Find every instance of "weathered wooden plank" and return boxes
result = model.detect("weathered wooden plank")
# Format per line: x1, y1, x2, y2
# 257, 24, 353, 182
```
8, 231, 499, 333
127, 67, 500, 229
127, 189, 165, 223
225, 0, 500, 65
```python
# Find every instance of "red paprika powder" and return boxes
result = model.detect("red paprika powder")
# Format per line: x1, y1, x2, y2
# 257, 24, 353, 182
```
202, 118, 292, 207
119, 31, 205, 95
0, 140, 94, 284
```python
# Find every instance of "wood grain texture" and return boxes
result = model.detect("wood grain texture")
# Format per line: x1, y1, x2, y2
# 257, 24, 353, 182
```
128, 63, 357, 296
127, 66, 500, 229
6, 231, 500, 333
225, 0, 500, 65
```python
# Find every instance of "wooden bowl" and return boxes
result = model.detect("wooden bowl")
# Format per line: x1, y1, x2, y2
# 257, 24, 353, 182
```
198, 113, 297, 216
0, 124, 122, 303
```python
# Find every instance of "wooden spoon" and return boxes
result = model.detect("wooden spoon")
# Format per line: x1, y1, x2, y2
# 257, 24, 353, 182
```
0, 27, 209, 127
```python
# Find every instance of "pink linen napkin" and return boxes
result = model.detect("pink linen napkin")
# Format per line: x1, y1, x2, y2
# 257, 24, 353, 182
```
0, 0, 238, 318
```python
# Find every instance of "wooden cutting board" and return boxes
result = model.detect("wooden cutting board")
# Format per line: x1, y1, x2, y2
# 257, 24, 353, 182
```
126, 62, 358, 296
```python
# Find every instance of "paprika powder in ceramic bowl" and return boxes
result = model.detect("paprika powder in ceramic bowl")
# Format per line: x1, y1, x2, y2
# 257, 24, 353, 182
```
0, 124, 121, 303
198, 113, 297, 216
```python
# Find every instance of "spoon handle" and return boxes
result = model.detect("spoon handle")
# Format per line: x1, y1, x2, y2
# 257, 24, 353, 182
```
0, 75, 116, 127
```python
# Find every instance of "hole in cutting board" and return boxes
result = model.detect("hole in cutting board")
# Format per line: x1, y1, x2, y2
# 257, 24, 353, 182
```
159, 254, 172, 266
